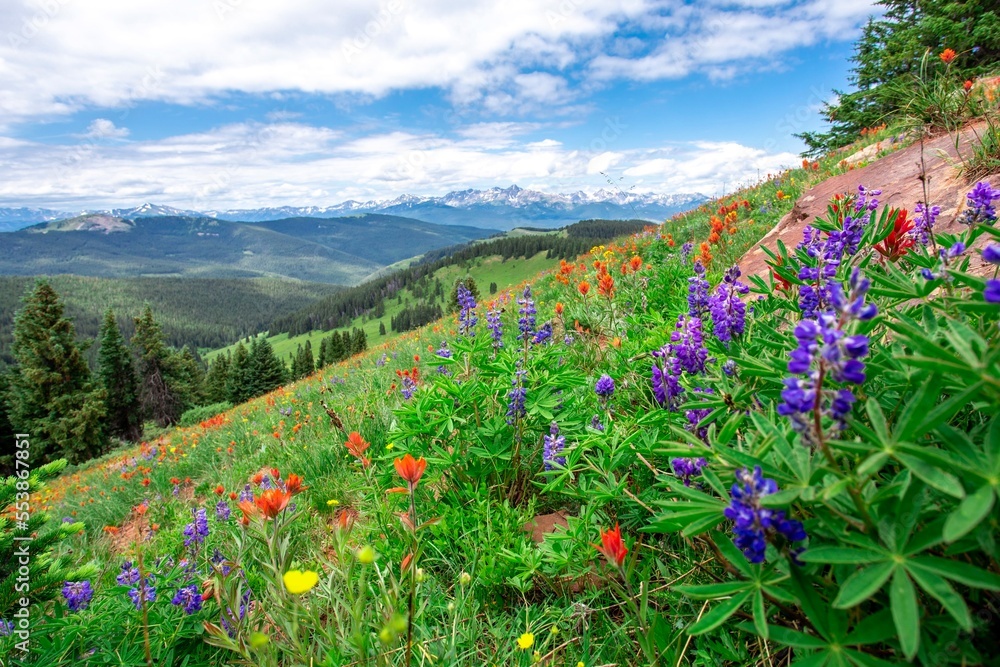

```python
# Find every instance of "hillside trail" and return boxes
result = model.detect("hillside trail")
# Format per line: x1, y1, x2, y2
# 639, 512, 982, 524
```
738, 121, 1000, 281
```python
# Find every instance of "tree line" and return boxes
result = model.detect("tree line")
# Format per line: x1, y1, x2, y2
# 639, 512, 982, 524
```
0, 280, 366, 473
271, 219, 652, 337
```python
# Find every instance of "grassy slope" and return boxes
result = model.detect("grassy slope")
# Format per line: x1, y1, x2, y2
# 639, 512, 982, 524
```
23, 138, 903, 663
205, 250, 556, 362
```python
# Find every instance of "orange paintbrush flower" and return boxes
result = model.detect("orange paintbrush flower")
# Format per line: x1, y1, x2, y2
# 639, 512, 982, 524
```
394, 453, 427, 490
595, 524, 628, 567
255, 488, 291, 518
214, 485, 225, 495
577, 280, 591, 296
554, 302, 564, 316
237, 500, 258, 526
940, 48, 956, 64
284, 473, 305, 495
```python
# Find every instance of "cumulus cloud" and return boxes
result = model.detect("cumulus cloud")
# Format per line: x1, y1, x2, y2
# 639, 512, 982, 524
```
82, 119, 129, 139
0, 121, 798, 209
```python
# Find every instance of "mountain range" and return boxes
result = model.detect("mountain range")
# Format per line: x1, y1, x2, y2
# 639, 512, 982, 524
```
0, 185, 705, 231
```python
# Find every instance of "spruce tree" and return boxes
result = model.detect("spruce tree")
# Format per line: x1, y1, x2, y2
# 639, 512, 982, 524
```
226, 342, 254, 405
204, 353, 231, 404
97, 310, 142, 442
0, 371, 16, 476
132, 305, 182, 427
318, 337, 329, 368
7, 280, 106, 465
249, 337, 286, 395
329, 332, 345, 363
170, 347, 207, 411
379, 321, 387, 336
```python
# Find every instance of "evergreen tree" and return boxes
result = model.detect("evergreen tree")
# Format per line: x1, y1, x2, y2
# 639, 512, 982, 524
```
6, 280, 106, 465
302, 339, 315, 376
170, 346, 207, 410
329, 332, 345, 364
226, 342, 253, 405
490, 281, 498, 295
352, 328, 367, 355
249, 337, 286, 395
318, 337, 329, 368
0, 371, 16, 476
132, 305, 182, 428
204, 353, 230, 404
97, 310, 142, 442
379, 321, 387, 336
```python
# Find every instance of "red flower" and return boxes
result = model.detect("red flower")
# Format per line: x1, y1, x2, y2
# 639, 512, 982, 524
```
141, 478, 150, 487
578, 280, 591, 296
270, 468, 280, 480
285, 473, 305, 495
237, 500, 257, 526
554, 302, 564, 316
874, 208, 916, 262
345, 431, 371, 467
170, 477, 180, 485
394, 453, 427, 490
964, 79, 974, 92
255, 489, 291, 518
940, 48, 956, 64
595, 524, 628, 567
229, 492, 238, 501
214, 485, 225, 496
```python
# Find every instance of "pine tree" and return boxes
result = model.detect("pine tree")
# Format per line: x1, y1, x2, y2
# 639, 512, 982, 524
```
7, 280, 106, 465
226, 342, 254, 405
249, 337, 286, 395
204, 353, 231, 404
132, 305, 182, 428
169, 347, 207, 411
490, 281, 498, 295
0, 371, 16, 476
97, 310, 142, 442
379, 321, 387, 336
329, 332, 345, 364
302, 340, 315, 376
318, 337, 329, 368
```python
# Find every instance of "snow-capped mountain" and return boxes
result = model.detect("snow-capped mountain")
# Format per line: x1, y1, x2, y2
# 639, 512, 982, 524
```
0, 186, 707, 231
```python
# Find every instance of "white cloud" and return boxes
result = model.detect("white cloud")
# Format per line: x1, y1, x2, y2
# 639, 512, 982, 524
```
0, 121, 798, 209
0, 0, 879, 124
82, 119, 129, 139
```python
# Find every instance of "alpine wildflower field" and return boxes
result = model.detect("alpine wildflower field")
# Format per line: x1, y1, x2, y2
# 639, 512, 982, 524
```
3, 160, 1000, 666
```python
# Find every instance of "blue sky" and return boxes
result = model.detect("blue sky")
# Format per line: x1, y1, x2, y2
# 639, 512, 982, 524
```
0, 0, 879, 210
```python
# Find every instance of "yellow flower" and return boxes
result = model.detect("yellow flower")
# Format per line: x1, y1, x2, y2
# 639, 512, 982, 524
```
326, 499, 340, 506
386, 442, 395, 450
356, 545, 376, 564
282, 569, 319, 595
517, 632, 534, 650
577, 662, 585, 667
550, 626, 559, 635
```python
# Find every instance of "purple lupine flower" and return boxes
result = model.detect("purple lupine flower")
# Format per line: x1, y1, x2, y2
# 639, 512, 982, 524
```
211, 549, 233, 576
532, 322, 553, 345
238, 484, 254, 504
685, 387, 714, 441
651, 352, 684, 410
457, 283, 478, 336
672, 314, 708, 375
216, 500, 231, 521
487, 308, 504, 351
688, 261, 710, 318
128, 578, 157, 610
984, 244, 1000, 264
543, 422, 566, 470
708, 266, 750, 345
62, 581, 94, 612
517, 285, 536, 340
400, 374, 417, 399
779, 270, 875, 446
183, 508, 210, 548
221, 590, 252, 638
594, 374, 615, 399
506, 369, 527, 424
671, 457, 707, 486
171, 584, 203, 615
436, 341, 452, 374
376, 353, 388, 367
912, 202, 940, 245
921, 268, 938, 281
590, 414, 605, 431
961, 181, 1000, 225
681, 241, 693, 259
941, 241, 966, 259
854, 184, 882, 213
722, 359, 737, 376
724, 467, 807, 564
985, 280, 1000, 303
0, 619, 13, 636
117, 561, 141, 586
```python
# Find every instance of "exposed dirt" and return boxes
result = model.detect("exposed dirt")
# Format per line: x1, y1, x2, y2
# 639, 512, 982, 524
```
738, 122, 1000, 281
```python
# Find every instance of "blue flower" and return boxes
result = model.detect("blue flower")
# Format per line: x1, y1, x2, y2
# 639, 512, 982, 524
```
128, 578, 157, 610
216, 500, 231, 521
62, 580, 94, 612
117, 560, 140, 586
687, 261, 710, 318
594, 374, 615, 399
517, 285, 536, 340
961, 181, 999, 224
724, 467, 807, 563
506, 369, 527, 424
985, 279, 1000, 304
171, 584, 203, 615
183, 508, 210, 547
983, 244, 1000, 265
456, 283, 478, 336
543, 422, 566, 470
487, 308, 504, 351
671, 457, 707, 486
708, 266, 750, 345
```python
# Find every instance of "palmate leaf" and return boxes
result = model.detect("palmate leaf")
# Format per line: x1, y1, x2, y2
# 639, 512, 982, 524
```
905, 563, 971, 630
686, 590, 752, 635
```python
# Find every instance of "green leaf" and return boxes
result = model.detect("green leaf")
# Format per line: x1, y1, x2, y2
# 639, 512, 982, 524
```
912, 382, 985, 440
832, 561, 894, 609
895, 453, 965, 498
890, 568, 920, 660
765, 625, 828, 649
799, 547, 886, 565
843, 610, 897, 646
894, 375, 938, 441
687, 590, 751, 635
675, 581, 751, 599
906, 563, 972, 630
753, 589, 768, 640
908, 557, 1000, 590
864, 398, 889, 442
943, 485, 995, 543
